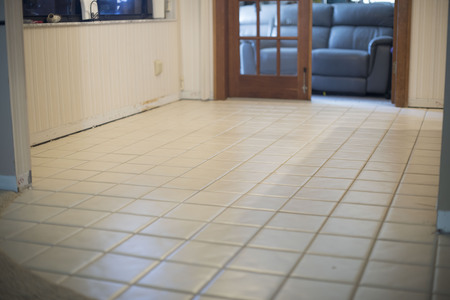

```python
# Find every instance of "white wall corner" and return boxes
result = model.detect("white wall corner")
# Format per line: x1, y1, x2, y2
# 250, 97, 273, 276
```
437, 210, 450, 233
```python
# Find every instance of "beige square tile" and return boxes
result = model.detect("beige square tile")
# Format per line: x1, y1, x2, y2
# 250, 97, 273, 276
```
370, 240, 434, 265
74, 195, 133, 212
86, 172, 135, 184
267, 212, 326, 232
350, 180, 398, 194
142, 187, 197, 203
204, 269, 283, 300
396, 183, 439, 197
107, 163, 153, 175
32, 178, 78, 192
46, 209, 109, 227
77, 253, 157, 283
294, 187, 345, 202
90, 213, 155, 233
378, 223, 436, 244
74, 161, 120, 172
112, 234, 183, 260
401, 174, 440, 186
248, 184, 299, 198
341, 191, 393, 206
293, 254, 363, 283
249, 228, 314, 252
332, 203, 387, 220
323, 159, 365, 170
228, 247, 300, 275
162, 157, 205, 168
119, 199, 177, 217
60, 276, 124, 300
391, 195, 437, 210
165, 204, 224, 222
433, 267, 450, 295
281, 199, 336, 216
184, 191, 241, 207
0, 240, 49, 264
235, 162, 280, 173
315, 167, 360, 179
163, 177, 213, 190
140, 218, 205, 239
361, 261, 432, 292
115, 286, 191, 300
213, 208, 273, 227
304, 177, 353, 190
36, 192, 91, 208
13, 190, 53, 204
357, 170, 402, 182
205, 180, 256, 194
168, 241, 240, 268
386, 207, 436, 225
354, 286, 429, 300
138, 261, 217, 293
62, 182, 115, 195
262, 174, 310, 187
364, 161, 406, 173
232, 195, 288, 211
52, 169, 99, 181
0, 219, 36, 239
25, 247, 101, 274
11, 223, 81, 245
144, 165, 190, 177
100, 184, 154, 198
59, 229, 130, 252
405, 164, 440, 175
275, 165, 319, 176
320, 217, 380, 238
194, 223, 258, 246
221, 170, 269, 183
275, 277, 353, 300
123, 174, 174, 187
2, 205, 65, 223
308, 234, 372, 259
436, 246, 450, 268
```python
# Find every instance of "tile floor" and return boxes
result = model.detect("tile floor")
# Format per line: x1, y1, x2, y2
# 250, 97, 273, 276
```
1, 97, 449, 300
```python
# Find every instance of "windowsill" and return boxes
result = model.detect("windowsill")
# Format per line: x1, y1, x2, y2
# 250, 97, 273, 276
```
23, 17, 176, 28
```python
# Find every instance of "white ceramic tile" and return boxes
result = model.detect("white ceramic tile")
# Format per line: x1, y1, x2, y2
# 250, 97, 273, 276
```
45, 209, 109, 227
60, 276, 125, 300
332, 203, 387, 220
112, 234, 183, 260
213, 208, 274, 227
281, 199, 336, 216
249, 228, 314, 252
74, 195, 133, 212
228, 247, 300, 275
90, 213, 155, 233
361, 261, 432, 292
62, 182, 115, 195
308, 234, 372, 259
139, 218, 205, 240
59, 228, 130, 252
354, 287, 429, 300
370, 240, 434, 265
119, 199, 177, 217
267, 212, 326, 232
142, 188, 197, 203
194, 223, 258, 246
24, 246, 101, 274
2, 205, 65, 223
274, 277, 353, 300
203, 269, 284, 300
341, 191, 393, 206
391, 194, 437, 210
293, 254, 363, 283
0, 240, 49, 264
168, 241, 240, 268
11, 223, 81, 245
165, 204, 224, 222
293, 187, 346, 202
386, 207, 437, 225
378, 223, 436, 244
77, 253, 157, 283
100, 184, 154, 198
36, 192, 91, 208
0, 219, 36, 239
138, 261, 217, 293
115, 286, 192, 300
232, 195, 288, 211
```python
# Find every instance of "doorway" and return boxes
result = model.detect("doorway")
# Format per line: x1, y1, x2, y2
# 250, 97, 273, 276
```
214, 0, 411, 107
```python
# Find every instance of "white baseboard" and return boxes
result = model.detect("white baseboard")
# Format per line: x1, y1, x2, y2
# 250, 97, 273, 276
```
30, 94, 180, 146
437, 210, 450, 233
0, 175, 18, 192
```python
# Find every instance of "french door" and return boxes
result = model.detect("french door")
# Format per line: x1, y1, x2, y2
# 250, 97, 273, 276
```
228, 0, 311, 100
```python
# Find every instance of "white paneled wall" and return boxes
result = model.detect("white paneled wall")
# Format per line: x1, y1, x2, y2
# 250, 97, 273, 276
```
409, 0, 449, 108
179, 0, 214, 100
24, 20, 180, 145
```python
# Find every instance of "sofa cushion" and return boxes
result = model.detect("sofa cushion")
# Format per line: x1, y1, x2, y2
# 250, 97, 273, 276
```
312, 49, 369, 77
329, 26, 393, 51
312, 4, 333, 49
332, 3, 394, 27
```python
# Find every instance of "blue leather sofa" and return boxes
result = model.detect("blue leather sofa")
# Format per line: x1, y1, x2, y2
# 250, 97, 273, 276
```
239, 3, 394, 96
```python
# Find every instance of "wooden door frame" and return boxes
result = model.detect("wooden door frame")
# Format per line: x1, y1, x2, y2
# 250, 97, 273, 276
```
214, 0, 411, 107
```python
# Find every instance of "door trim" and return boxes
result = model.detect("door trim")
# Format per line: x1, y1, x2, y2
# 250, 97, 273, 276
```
214, 0, 410, 107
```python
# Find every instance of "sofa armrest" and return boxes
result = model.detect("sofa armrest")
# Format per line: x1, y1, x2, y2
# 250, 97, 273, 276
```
368, 36, 393, 55
240, 40, 257, 75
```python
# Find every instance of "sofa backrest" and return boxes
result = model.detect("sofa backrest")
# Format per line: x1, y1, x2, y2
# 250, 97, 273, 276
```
329, 3, 394, 51
239, 3, 276, 37
312, 4, 333, 49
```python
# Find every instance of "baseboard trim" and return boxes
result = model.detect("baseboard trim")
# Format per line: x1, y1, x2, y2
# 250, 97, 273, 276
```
30, 94, 180, 146
437, 210, 450, 233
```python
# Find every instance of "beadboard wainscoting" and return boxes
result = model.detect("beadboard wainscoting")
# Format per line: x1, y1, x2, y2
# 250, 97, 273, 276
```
408, 0, 449, 108
24, 20, 181, 145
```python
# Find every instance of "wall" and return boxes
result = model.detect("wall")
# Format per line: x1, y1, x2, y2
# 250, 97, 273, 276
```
408, 0, 449, 108
179, 0, 214, 100
24, 18, 181, 145
0, 0, 31, 191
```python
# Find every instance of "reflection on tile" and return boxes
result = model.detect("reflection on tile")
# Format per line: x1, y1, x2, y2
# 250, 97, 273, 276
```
60, 276, 124, 300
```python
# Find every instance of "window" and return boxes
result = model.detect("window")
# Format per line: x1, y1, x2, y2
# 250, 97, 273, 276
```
23, 0, 154, 22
